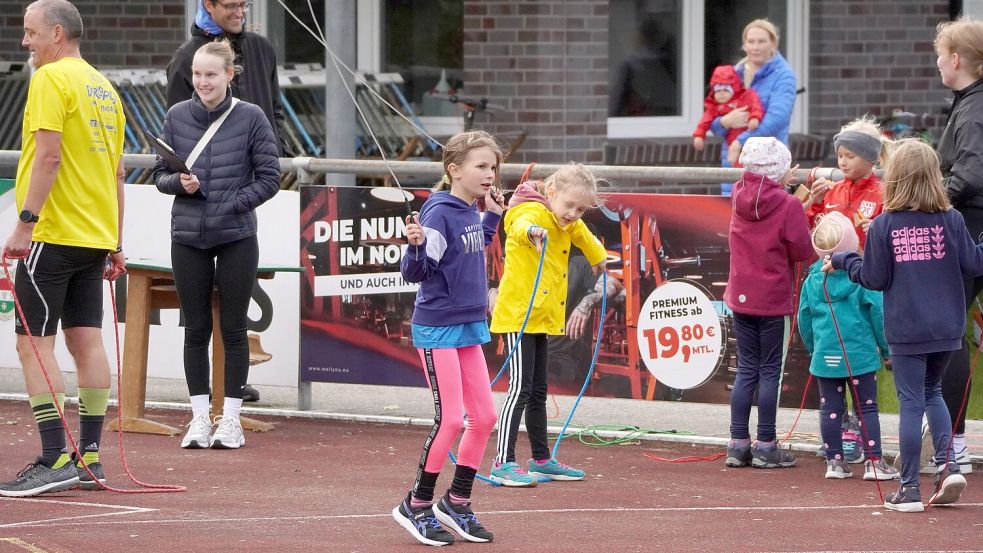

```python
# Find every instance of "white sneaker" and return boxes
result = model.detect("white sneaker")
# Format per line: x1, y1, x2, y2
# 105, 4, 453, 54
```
954, 446, 974, 474
209, 416, 245, 449
181, 415, 213, 449
863, 458, 900, 481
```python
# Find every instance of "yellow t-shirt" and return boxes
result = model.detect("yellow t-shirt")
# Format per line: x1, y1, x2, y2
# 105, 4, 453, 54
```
16, 57, 125, 250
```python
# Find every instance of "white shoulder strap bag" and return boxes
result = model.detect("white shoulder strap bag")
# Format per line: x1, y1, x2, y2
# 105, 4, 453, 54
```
185, 97, 240, 171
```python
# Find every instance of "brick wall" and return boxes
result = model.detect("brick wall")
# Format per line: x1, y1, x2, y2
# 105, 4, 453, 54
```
808, 0, 951, 139
0, 0, 186, 68
462, 0, 608, 165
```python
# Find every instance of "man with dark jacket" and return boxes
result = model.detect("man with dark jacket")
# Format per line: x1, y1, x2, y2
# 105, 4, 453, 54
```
166, 0, 292, 158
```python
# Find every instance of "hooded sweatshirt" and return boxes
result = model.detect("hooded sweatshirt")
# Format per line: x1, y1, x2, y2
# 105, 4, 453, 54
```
832, 208, 983, 355
693, 65, 764, 145
489, 183, 606, 335
797, 259, 888, 378
724, 171, 814, 316
400, 191, 501, 327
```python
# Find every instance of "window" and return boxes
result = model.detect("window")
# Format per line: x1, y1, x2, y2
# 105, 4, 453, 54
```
608, 0, 808, 138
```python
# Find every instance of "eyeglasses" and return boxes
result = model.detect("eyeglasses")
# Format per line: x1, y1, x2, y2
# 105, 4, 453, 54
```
216, 1, 252, 13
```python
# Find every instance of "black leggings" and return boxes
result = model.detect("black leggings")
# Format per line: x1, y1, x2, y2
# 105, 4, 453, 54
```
942, 271, 982, 434
943, 209, 983, 435
171, 236, 258, 400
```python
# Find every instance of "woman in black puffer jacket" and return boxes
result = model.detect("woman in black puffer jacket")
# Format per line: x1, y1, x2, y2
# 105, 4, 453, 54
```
153, 39, 279, 451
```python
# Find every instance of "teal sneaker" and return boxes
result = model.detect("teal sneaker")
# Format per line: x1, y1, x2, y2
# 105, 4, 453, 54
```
489, 462, 537, 487
527, 458, 585, 481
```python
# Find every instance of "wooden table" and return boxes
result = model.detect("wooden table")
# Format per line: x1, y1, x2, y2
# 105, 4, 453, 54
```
107, 258, 302, 435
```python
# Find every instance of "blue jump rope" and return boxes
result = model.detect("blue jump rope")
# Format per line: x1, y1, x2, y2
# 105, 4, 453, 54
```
448, 237, 609, 486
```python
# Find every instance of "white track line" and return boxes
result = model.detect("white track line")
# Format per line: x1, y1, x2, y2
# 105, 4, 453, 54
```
0, 497, 156, 528
5, 503, 982, 528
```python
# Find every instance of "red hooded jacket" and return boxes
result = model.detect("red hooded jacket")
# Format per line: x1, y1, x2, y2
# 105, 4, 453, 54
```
693, 65, 765, 145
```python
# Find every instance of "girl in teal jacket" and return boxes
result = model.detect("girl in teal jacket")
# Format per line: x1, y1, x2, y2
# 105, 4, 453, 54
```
797, 212, 898, 481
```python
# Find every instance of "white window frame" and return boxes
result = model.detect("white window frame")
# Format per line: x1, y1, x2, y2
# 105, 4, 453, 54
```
607, 0, 809, 138
356, 0, 464, 134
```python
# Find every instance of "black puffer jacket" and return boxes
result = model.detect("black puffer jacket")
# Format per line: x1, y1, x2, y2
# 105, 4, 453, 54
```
153, 93, 280, 249
166, 24, 289, 156
939, 78, 983, 218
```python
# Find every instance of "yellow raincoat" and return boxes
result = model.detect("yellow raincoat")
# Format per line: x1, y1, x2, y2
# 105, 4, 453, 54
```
490, 199, 606, 335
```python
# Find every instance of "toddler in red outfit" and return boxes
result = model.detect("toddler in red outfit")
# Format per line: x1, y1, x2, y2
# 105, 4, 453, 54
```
693, 65, 764, 163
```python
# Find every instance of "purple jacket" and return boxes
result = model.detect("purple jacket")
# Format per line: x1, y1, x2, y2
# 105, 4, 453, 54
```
724, 172, 814, 316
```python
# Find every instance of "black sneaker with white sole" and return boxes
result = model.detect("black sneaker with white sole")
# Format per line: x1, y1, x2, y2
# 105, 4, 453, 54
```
72, 453, 106, 491
392, 493, 455, 547
0, 458, 80, 498
929, 461, 967, 506
884, 486, 923, 513
433, 493, 493, 543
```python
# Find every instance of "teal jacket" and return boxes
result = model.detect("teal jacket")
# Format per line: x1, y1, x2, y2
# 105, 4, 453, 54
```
797, 259, 889, 378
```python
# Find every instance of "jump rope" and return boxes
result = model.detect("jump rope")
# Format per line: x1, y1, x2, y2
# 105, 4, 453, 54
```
2, 251, 186, 494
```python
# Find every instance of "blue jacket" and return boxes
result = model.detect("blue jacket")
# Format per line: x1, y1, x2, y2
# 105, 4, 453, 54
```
711, 52, 797, 162
153, 93, 280, 249
832, 209, 983, 355
400, 191, 501, 327
797, 259, 888, 378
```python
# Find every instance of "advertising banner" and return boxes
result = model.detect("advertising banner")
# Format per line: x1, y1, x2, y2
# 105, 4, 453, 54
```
300, 186, 816, 408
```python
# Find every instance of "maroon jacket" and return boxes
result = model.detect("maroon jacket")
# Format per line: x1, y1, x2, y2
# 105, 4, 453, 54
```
724, 171, 814, 316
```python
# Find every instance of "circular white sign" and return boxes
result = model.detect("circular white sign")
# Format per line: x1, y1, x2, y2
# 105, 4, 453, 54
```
636, 280, 723, 389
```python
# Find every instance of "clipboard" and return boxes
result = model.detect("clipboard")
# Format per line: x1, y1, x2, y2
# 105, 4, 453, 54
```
142, 127, 192, 174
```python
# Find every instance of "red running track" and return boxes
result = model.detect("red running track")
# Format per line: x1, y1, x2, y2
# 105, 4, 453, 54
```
0, 400, 979, 552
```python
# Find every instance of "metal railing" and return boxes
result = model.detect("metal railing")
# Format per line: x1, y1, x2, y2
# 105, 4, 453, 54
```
0, 150, 845, 188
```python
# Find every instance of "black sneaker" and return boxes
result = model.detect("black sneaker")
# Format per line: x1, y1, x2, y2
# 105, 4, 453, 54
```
725, 440, 752, 467
433, 493, 493, 543
884, 486, 923, 513
928, 461, 967, 506
751, 441, 796, 469
0, 458, 80, 498
392, 493, 455, 547
242, 384, 260, 403
73, 454, 106, 491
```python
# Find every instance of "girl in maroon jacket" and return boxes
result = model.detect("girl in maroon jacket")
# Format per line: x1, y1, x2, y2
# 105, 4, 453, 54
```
723, 137, 814, 469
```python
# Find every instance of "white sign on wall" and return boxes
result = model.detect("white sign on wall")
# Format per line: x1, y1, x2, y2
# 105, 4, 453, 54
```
0, 184, 300, 388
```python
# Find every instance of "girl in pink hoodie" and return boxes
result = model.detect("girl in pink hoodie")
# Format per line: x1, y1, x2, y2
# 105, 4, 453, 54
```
723, 137, 814, 469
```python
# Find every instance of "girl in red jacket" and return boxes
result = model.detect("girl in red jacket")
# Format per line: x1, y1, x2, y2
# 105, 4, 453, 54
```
805, 116, 893, 249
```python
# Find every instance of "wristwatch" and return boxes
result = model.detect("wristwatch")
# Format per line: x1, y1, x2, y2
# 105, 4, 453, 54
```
18, 209, 39, 223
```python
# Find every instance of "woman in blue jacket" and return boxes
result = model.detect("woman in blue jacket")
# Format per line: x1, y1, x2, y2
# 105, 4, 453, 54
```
712, 19, 798, 172
152, 39, 280, 451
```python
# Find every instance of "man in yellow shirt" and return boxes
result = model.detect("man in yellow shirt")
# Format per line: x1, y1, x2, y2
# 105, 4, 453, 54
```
1, 0, 125, 497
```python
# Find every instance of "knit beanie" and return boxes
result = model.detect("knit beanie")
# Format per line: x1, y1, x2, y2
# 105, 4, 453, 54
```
738, 137, 791, 183
812, 211, 859, 258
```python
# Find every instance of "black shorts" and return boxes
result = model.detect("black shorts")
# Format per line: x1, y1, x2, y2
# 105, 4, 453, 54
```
14, 242, 108, 336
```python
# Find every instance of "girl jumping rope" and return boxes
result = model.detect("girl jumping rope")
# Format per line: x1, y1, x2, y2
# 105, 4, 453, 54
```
392, 131, 507, 546
824, 138, 980, 512
797, 212, 899, 481
488, 164, 607, 487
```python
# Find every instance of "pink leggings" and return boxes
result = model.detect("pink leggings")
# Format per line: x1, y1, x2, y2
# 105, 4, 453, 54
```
417, 345, 498, 472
